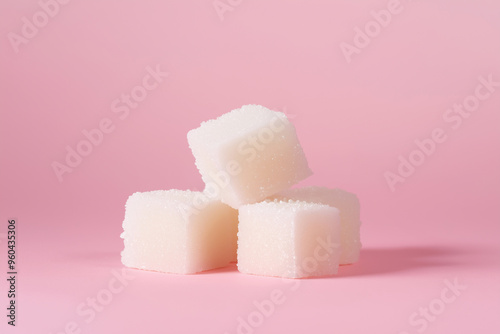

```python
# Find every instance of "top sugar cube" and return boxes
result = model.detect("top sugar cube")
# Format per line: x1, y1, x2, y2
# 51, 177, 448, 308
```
188, 105, 312, 208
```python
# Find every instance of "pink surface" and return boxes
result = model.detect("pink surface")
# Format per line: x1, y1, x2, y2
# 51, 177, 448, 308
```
1, 0, 499, 333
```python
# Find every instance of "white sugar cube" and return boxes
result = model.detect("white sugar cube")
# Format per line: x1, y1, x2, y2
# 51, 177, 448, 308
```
121, 190, 238, 274
237, 201, 341, 278
269, 187, 361, 264
187, 105, 312, 209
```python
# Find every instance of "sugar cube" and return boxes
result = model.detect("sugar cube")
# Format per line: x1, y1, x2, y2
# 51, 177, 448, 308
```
268, 187, 361, 264
237, 200, 341, 278
121, 190, 238, 274
187, 105, 312, 208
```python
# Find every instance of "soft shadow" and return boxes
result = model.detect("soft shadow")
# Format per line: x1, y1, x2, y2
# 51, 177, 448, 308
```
198, 262, 238, 274
337, 246, 470, 278
67, 246, 477, 278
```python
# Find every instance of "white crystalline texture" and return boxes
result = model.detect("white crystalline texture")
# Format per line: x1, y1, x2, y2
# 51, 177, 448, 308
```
187, 105, 312, 209
268, 187, 361, 265
121, 190, 238, 274
237, 201, 341, 278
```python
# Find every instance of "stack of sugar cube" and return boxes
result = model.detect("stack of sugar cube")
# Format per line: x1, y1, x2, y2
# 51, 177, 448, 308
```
121, 105, 361, 278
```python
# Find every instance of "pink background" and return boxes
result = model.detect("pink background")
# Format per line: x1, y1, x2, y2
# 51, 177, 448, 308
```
1, 0, 499, 333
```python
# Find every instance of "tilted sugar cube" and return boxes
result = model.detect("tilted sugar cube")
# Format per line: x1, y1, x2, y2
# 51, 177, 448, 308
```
121, 190, 238, 274
187, 105, 312, 209
268, 186, 361, 265
237, 200, 341, 278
